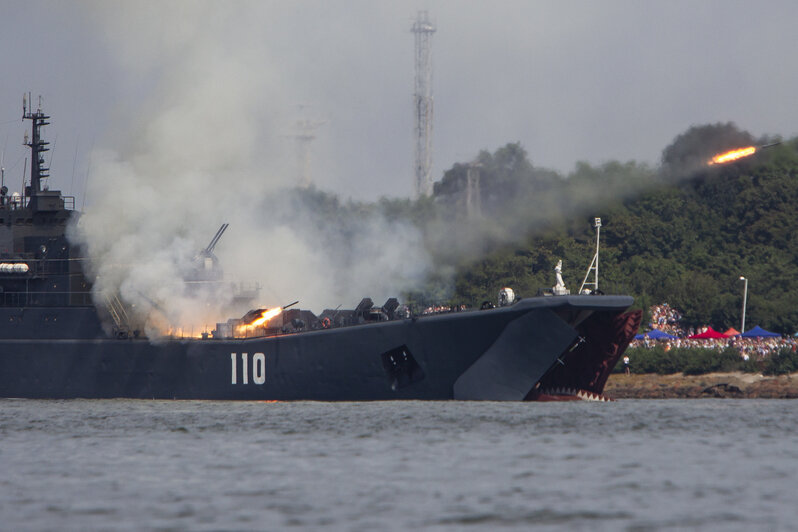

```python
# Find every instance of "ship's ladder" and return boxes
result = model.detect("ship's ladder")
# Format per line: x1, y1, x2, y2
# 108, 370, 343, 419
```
104, 294, 130, 331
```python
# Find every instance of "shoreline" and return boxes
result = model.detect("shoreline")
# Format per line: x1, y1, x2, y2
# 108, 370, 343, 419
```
604, 371, 798, 399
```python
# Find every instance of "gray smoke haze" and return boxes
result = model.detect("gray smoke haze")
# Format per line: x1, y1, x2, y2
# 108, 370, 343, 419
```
3, 1, 798, 332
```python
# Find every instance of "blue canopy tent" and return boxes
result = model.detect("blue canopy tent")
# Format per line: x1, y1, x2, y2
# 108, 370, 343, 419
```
634, 330, 678, 340
741, 326, 780, 338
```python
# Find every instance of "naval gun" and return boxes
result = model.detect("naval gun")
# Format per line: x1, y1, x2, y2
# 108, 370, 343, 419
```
187, 223, 228, 282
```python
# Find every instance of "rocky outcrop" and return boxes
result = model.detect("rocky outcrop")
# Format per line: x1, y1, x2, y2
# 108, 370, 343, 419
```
605, 372, 798, 399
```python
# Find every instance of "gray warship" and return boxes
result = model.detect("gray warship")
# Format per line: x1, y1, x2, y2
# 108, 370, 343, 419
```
0, 103, 640, 401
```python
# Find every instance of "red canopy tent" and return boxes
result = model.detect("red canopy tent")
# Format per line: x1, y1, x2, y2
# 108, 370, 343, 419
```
688, 327, 727, 339
723, 327, 741, 337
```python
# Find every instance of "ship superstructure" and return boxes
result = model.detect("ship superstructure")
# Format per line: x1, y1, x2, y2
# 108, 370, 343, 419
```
0, 98, 99, 339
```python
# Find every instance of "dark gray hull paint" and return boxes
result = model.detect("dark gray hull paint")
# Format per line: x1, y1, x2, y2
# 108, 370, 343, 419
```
0, 296, 633, 400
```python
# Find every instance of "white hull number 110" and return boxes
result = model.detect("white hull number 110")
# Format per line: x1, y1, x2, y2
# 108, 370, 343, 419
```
231, 352, 266, 385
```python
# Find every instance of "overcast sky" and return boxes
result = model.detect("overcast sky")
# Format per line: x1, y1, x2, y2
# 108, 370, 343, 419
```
2, 0, 798, 204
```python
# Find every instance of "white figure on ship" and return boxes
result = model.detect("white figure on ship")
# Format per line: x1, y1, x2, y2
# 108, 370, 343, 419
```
553, 260, 570, 295
498, 287, 515, 307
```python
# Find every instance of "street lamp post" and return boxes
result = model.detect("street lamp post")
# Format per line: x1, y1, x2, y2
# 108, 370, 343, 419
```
739, 276, 748, 333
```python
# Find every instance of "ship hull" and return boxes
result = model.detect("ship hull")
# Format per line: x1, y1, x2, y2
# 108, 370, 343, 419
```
0, 296, 638, 400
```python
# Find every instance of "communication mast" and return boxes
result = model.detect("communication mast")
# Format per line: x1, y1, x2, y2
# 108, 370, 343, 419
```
412, 11, 435, 197
293, 118, 325, 188
579, 218, 602, 294
283, 106, 326, 189
22, 94, 51, 210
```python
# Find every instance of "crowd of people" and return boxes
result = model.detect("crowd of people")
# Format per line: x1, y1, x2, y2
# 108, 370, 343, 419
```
634, 334, 798, 359
632, 303, 797, 359
648, 303, 683, 335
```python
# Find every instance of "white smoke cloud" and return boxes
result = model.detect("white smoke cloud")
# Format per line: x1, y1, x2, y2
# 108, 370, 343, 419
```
70, 1, 432, 336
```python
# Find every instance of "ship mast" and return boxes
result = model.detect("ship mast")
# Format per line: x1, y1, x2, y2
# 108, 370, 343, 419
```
22, 93, 51, 210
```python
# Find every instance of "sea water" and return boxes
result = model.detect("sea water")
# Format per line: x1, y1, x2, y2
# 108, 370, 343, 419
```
1, 399, 795, 531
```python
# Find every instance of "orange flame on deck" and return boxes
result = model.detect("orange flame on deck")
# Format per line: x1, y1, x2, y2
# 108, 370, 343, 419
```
249, 307, 283, 327
237, 306, 283, 336
707, 146, 757, 165
165, 327, 207, 339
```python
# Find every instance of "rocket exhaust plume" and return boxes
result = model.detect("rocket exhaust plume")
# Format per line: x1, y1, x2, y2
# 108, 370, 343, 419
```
707, 146, 757, 165
236, 300, 298, 336
707, 142, 780, 166
244, 307, 283, 327
236, 306, 283, 337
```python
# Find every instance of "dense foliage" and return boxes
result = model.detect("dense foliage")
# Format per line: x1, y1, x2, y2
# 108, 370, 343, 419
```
620, 346, 798, 376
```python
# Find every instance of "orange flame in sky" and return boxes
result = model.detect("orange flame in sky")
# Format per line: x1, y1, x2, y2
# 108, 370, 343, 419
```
707, 146, 757, 166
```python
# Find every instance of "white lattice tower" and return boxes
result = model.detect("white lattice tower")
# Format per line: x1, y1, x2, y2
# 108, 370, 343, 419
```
412, 11, 435, 197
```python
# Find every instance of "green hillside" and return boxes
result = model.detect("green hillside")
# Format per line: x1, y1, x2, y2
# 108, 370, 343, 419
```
423, 124, 798, 333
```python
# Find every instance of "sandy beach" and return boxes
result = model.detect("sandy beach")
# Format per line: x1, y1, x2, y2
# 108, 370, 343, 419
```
605, 372, 798, 399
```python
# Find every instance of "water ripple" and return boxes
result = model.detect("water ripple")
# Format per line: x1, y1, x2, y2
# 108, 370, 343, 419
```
0, 399, 795, 531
